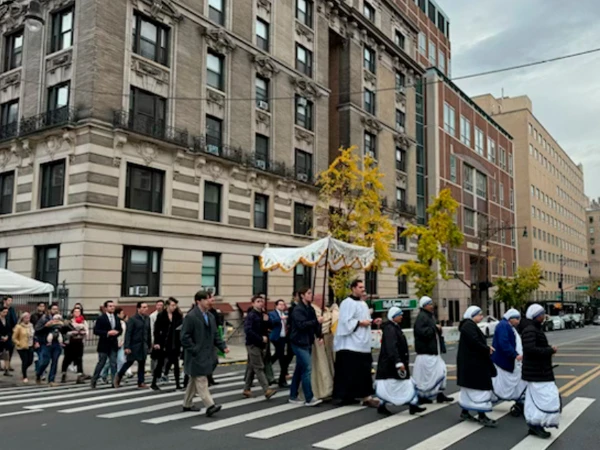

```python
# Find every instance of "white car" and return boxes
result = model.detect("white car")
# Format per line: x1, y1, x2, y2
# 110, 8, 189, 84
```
478, 316, 499, 337
550, 315, 566, 331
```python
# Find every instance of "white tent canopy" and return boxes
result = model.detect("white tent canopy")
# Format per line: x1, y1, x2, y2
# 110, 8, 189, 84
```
0, 268, 55, 295
259, 236, 375, 273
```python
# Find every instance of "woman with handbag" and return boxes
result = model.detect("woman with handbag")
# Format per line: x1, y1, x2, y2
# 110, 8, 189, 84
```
375, 307, 426, 416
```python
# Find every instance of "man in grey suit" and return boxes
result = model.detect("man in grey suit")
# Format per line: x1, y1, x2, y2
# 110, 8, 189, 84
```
114, 302, 151, 389
181, 290, 229, 417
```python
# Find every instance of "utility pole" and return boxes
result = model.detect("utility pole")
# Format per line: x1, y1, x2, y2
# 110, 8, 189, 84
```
559, 254, 564, 307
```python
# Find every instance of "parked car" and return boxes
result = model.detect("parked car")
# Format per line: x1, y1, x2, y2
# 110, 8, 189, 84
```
543, 316, 554, 332
549, 315, 566, 331
477, 316, 499, 337
569, 314, 585, 328
562, 315, 574, 329
593, 315, 600, 325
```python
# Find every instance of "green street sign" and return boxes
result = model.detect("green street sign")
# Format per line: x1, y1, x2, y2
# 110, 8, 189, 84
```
576, 286, 589, 291
371, 298, 418, 312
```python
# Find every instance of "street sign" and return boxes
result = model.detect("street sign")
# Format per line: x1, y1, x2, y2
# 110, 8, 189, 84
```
371, 298, 418, 312
575, 286, 589, 291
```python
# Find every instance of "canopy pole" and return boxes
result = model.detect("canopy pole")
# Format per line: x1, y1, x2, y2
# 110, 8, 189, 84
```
320, 250, 330, 316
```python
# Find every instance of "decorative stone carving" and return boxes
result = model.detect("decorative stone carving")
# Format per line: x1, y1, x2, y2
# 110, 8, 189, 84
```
289, 76, 322, 100
257, 0, 271, 13
394, 133, 412, 149
253, 55, 280, 79
295, 21, 314, 42
0, 2, 27, 33
130, 0, 183, 22
47, 50, 72, 73
378, 45, 386, 60
206, 89, 225, 109
295, 127, 314, 145
256, 110, 270, 126
202, 27, 237, 54
364, 70, 376, 84
0, 70, 20, 90
0, 148, 11, 170
136, 143, 158, 166
131, 56, 170, 85
207, 162, 223, 180
194, 156, 207, 181
254, 176, 270, 191
11, 139, 34, 167
396, 171, 407, 183
298, 188, 310, 200
173, 149, 187, 174
361, 116, 382, 134
395, 89, 407, 105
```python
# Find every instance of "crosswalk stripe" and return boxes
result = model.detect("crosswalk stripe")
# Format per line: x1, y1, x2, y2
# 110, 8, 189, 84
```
405, 402, 513, 450
97, 386, 264, 419
192, 402, 304, 431
509, 397, 595, 450
0, 383, 79, 395
312, 392, 459, 450
59, 380, 245, 413
247, 405, 366, 439
142, 395, 272, 424
0, 385, 106, 400
0, 384, 143, 407
0, 409, 43, 418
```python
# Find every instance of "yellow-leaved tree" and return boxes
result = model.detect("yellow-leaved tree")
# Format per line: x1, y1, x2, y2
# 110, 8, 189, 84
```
317, 146, 395, 301
494, 262, 544, 310
396, 188, 464, 297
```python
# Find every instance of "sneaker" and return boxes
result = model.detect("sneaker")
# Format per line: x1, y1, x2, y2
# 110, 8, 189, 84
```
22, 378, 28, 384
288, 398, 304, 405
49, 382, 60, 387
305, 398, 323, 407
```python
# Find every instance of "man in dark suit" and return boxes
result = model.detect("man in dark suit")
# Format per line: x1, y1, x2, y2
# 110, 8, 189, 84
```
115, 302, 151, 389
269, 299, 289, 387
181, 290, 229, 417
90, 300, 122, 388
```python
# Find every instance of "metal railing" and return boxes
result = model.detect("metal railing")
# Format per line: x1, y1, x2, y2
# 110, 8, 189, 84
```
113, 110, 189, 147
191, 135, 244, 163
0, 121, 18, 141
395, 200, 417, 216
20, 107, 77, 136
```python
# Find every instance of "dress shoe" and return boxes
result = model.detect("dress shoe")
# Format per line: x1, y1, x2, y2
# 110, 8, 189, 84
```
182, 405, 200, 412
409, 404, 426, 415
206, 404, 222, 417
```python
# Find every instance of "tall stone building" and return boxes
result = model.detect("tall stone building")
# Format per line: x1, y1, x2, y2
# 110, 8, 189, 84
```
0, 0, 425, 311
474, 94, 588, 303
586, 199, 600, 280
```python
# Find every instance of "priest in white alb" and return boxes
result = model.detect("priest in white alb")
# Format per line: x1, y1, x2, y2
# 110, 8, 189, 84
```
332, 279, 381, 407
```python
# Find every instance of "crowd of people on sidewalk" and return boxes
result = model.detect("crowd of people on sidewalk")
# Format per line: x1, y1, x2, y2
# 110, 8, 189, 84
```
0, 282, 561, 439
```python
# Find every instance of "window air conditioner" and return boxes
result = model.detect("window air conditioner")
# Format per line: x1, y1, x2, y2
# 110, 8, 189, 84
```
130, 285, 149, 297
297, 173, 308, 182
256, 160, 267, 170
298, 97, 308, 107
258, 101, 269, 110
206, 145, 220, 155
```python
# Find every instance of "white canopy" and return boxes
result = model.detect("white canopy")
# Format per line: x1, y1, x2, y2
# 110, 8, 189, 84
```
259, 237, 375, 273
0, 268, 54, 295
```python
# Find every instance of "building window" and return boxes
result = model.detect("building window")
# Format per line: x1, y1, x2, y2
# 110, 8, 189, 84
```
463, 164, 473, 192
437, 12, 446, 34
295, 44, 313, 77
294, 264, 312, 294
364, 131, 377, 160
132, 13, 169, 66
487, 138, 496, 163
295, 95, 313, 130
206, 115, 223, 152
428, 42, 436, 65
449, 154, 456, 182
125, 164, 164, 214
443, 102, 455, 136
294, 203, 313, 235
365, 270, 377, 295
438, 50, 446, 72
204, 182, 222, 222
254, 194, 268, 229
295, 149, 313, 182
253, 256, 268, 296
48, 82, 70, 112
129, 87, 166, 137
428, 1, 437, 22
364, 89, 376, 115
201, 253, 220, 295
418, 32, 426, 55
296, 0, 313, 27
396, 110, 406, 130
36, 245, 60, 288
508, 153, 513, 175
0, 100, 18, 140
476, 171, 487, 198
121, 247, 161, 297
254, 134, 269, 168
364, 2, 375, 21
50, 6, 74, 53
460, 116, 471, 147
398, 275, 408, 295
364, 46, 376, 73
475, 128, 484, 156
40, 159, 65, 209
0, 171, 14, 215
0, 249, 6, 269
510, 188, 514, 210
4, 29, 23, 71
255, 76, 269, 109
464, 209, 475, 229
397, 227, 407, 252
256, 18, 269, 52
395, 31, 405, 49
499, 182, 504, 206
208, 0, 225, 25
499, 147, 506, 169
395, 71, 405, 90
396, 148, 406, 172
396, 188, 406, 208
207, 51, 225, 91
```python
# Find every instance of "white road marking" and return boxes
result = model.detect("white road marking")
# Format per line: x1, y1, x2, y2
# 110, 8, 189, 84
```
192, 403, 304, 431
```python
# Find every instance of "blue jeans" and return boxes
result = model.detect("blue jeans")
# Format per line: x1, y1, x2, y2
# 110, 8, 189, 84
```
101, 347, 126, 379
37, 343, 62, 383
290, 344, 313, 402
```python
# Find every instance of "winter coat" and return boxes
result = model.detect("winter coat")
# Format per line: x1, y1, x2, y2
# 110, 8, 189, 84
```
289, 301, 322, 348
491, 319, 518, 373
93, 313, 122, 353
181, 307, 226, 377
522, 320, 555, 382
244, 308, 270, 348
457, 319, 496, 391
413, 309, 440, 355
153, 309, 183, 357
124, 314, 151, 361
516, 317, 532, 335
376, 321, 410, 380
12, 323, 34, 350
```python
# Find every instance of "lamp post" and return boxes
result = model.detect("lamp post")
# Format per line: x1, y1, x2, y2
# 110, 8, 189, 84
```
1, 1, 45, 32
558, 255, 588, 306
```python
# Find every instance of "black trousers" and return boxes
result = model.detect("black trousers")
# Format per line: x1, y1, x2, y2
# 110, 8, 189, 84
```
61, 340, 84, 373
271, 338, 290, 383
17, 348, 34, 379
119, 358, 146, 386
154, 351, 180, 386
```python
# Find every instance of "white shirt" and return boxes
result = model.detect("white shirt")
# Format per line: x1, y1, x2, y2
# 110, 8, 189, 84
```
150, 310, 159, 343
279, 310, 287, 338
333, 297, 371, 353
107, 313, 116, 329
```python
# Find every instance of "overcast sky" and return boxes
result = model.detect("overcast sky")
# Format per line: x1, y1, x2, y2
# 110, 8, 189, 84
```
441, 0, 600, 201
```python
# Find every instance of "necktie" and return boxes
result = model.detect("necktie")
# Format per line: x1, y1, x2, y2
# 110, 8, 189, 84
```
109, 314, 115, 329
203, 312, 208, 325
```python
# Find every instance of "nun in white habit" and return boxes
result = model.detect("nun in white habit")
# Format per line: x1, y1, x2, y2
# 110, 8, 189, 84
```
412, 296, 453, 404
491, 308, 527, 411
521, 303, 560, 439
374, 307, 426, 416
457, 305, 497, 427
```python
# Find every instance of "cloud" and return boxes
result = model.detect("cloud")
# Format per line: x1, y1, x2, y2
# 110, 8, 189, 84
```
441, 0, 600, 198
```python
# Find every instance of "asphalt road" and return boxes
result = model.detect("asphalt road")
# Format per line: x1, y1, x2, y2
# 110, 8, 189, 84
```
1, 326, 600, 450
